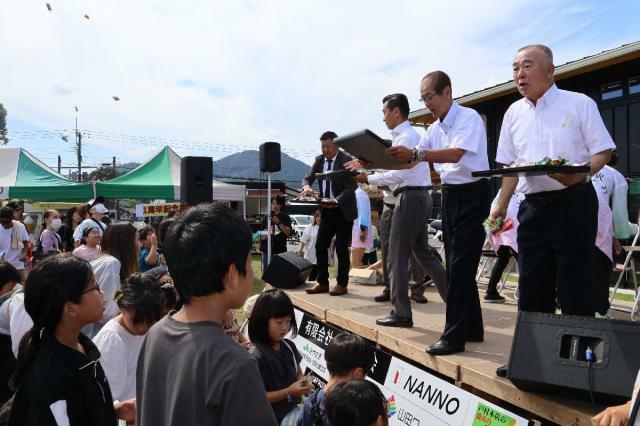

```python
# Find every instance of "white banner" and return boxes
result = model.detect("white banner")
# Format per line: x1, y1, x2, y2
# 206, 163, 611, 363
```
292, 309, 529, 426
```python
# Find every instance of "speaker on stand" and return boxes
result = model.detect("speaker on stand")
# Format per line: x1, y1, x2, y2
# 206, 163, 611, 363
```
259, 142, 281, 269
180, 157, 213, 205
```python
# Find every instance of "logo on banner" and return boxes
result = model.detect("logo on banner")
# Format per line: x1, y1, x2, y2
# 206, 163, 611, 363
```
387, 395, 397, 418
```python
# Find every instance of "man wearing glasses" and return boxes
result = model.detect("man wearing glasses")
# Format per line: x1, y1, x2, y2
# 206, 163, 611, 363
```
387, 71, 490, 355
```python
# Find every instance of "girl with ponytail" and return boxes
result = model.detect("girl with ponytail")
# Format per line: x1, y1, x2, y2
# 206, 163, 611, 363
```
93, 273, 165, 402
8, 255, 135, 426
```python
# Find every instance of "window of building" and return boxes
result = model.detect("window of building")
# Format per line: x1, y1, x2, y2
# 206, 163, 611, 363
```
601, 81, 624, 101
630, 77, 640, 95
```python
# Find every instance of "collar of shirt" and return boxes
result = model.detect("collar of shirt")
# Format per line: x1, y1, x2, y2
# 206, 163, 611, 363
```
324, 153, 338, 164
391, 120, 412, 139
436, 101, 460, 134
524, 83, 559, 109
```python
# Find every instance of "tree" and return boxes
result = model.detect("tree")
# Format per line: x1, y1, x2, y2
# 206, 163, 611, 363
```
0, 103, 8, 145
88, 166, 117, 182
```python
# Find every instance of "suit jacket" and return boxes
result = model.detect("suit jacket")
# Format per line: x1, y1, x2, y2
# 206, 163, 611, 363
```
303, 151, 358, 221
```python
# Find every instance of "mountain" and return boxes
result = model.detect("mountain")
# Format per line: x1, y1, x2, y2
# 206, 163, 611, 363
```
213, 150, 311, 186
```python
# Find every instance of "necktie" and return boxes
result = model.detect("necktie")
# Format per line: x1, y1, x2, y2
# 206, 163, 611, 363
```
325, 159, 333, 198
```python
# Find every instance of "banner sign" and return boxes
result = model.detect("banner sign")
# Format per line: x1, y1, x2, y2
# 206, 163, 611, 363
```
292, 309, 528, 426
135, 203, 184, 217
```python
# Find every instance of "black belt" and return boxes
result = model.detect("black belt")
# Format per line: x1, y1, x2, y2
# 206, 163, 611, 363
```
441, 179, 487, 192
525, 181, 590, 205
392, 186, 432, 197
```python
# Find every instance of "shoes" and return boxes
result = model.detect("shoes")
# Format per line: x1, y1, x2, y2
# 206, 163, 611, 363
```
426, 339, 465, 356
496, 364, 508, 378
306, 284, 329, 294
329, 284, 348, 296
376, 311, 413, 328
484, 292, 506, 303
410, 293, 428, 304
374, 292, 390, 302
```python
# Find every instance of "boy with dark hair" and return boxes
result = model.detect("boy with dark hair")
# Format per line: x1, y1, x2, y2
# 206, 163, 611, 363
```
136, 204, 277, 426
297, 333, 374, 426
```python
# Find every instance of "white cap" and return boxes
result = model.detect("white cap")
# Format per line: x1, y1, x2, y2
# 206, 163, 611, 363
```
90, 203, 109, 214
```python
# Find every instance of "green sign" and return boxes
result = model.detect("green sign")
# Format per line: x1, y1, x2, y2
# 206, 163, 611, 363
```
472, 402, 516, 426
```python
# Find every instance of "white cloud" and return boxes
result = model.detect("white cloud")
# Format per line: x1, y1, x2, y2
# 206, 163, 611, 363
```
0, 0, 638, 169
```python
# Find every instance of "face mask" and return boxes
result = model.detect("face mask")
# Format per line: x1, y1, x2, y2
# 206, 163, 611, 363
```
51, 218, 62, 230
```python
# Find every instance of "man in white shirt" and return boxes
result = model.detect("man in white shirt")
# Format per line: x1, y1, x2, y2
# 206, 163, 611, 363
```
0, 207, 29, 276
354, 93, 447, 327
490, 45, 615, 319
387, 72, 491, 355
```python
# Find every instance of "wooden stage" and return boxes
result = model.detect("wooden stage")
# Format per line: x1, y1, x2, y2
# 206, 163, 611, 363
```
284, 280, 617, 425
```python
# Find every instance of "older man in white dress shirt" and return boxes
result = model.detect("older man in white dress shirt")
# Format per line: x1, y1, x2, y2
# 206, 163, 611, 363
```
490, 45, 615, 319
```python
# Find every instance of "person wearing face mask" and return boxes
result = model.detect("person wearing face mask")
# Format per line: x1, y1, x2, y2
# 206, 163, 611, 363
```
39, 210, 62, 253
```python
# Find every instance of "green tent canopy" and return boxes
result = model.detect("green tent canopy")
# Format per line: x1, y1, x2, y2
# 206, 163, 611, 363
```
96, 146, 181, 199
0, 147, 93, 202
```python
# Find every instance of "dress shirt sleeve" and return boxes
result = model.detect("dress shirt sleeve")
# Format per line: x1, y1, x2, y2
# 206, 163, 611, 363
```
448, 111, 485, 154
578, 95, 616, 155
367, 132, 421, 187
495, 107, 517, 165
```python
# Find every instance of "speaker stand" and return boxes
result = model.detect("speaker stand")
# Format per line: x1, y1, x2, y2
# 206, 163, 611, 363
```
266, 170, 272, 268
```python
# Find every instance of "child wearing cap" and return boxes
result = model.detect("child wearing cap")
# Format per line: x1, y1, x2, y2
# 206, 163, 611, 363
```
72, 201, 109, 248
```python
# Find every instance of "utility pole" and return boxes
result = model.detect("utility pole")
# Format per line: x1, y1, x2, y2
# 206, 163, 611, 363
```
112, 156, 116, 169
75, 108, 82, 182
57, 155, 61, 173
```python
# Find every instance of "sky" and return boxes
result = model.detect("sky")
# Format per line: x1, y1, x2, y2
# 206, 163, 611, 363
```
1, 0, 639, 175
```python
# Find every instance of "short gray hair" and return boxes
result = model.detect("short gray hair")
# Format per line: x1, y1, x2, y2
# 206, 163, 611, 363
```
518, 44, 554, 64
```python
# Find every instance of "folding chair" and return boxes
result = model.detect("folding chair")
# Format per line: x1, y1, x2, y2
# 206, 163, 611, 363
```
609, 214, 640, 320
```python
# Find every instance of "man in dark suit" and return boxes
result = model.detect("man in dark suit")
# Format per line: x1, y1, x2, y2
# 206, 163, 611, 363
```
301, 131, 358, 296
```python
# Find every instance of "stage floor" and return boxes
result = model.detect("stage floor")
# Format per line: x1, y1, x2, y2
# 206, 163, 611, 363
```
284, 279, 631, 425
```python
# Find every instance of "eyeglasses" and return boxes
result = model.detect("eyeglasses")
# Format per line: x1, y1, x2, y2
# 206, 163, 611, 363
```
81, 284, 102, 295
419, 91, 439, 103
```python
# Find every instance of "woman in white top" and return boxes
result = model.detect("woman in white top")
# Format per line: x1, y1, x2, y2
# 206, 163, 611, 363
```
298, 211, 321, 282
93, 273, 165, 402
72, 226, 102, 262
89, 222, 141, 338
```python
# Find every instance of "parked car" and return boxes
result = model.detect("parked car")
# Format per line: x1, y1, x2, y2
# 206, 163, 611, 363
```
290, 214, 314, 239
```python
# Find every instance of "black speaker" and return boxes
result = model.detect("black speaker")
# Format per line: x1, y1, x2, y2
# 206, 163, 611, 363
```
507, 311, 640, 404
262, 252, 313, 289
180, 156, 213, 205
259, 142, 281, 173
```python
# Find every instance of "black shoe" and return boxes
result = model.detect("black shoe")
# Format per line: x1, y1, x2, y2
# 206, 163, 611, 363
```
466, 334, 484, 343
376, 311, 413, 328
484, 292, 506, 303
496, 364, 508, 378
426, 339, 465, 356
374, 292, 391, 302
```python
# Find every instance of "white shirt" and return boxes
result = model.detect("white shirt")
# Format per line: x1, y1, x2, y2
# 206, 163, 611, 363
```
73, 218, 106, 242
7, 290, 33, 357
93, 317, 145, 401
419, 101, 489, 184
592, 165, 632, 261
322, 153, 337, 198
300, 224, 319, 264
351, 187, 373, 249
368, 121, 431, 189
496, 84, 616, 194
88, 255, 122, 337
0, 222, 29, 270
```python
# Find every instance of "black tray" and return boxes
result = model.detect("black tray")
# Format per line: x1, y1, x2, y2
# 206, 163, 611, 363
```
289, 198, 338, 206
334, 129, 407, 169
472, 164, 590, 177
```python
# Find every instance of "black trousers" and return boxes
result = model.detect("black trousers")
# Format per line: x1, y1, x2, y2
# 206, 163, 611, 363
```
593, 247, 612, 316
315, 208, 353, 286
487, 246, 518, 294
517, 182, 598, 316
441, 179, 491, 345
